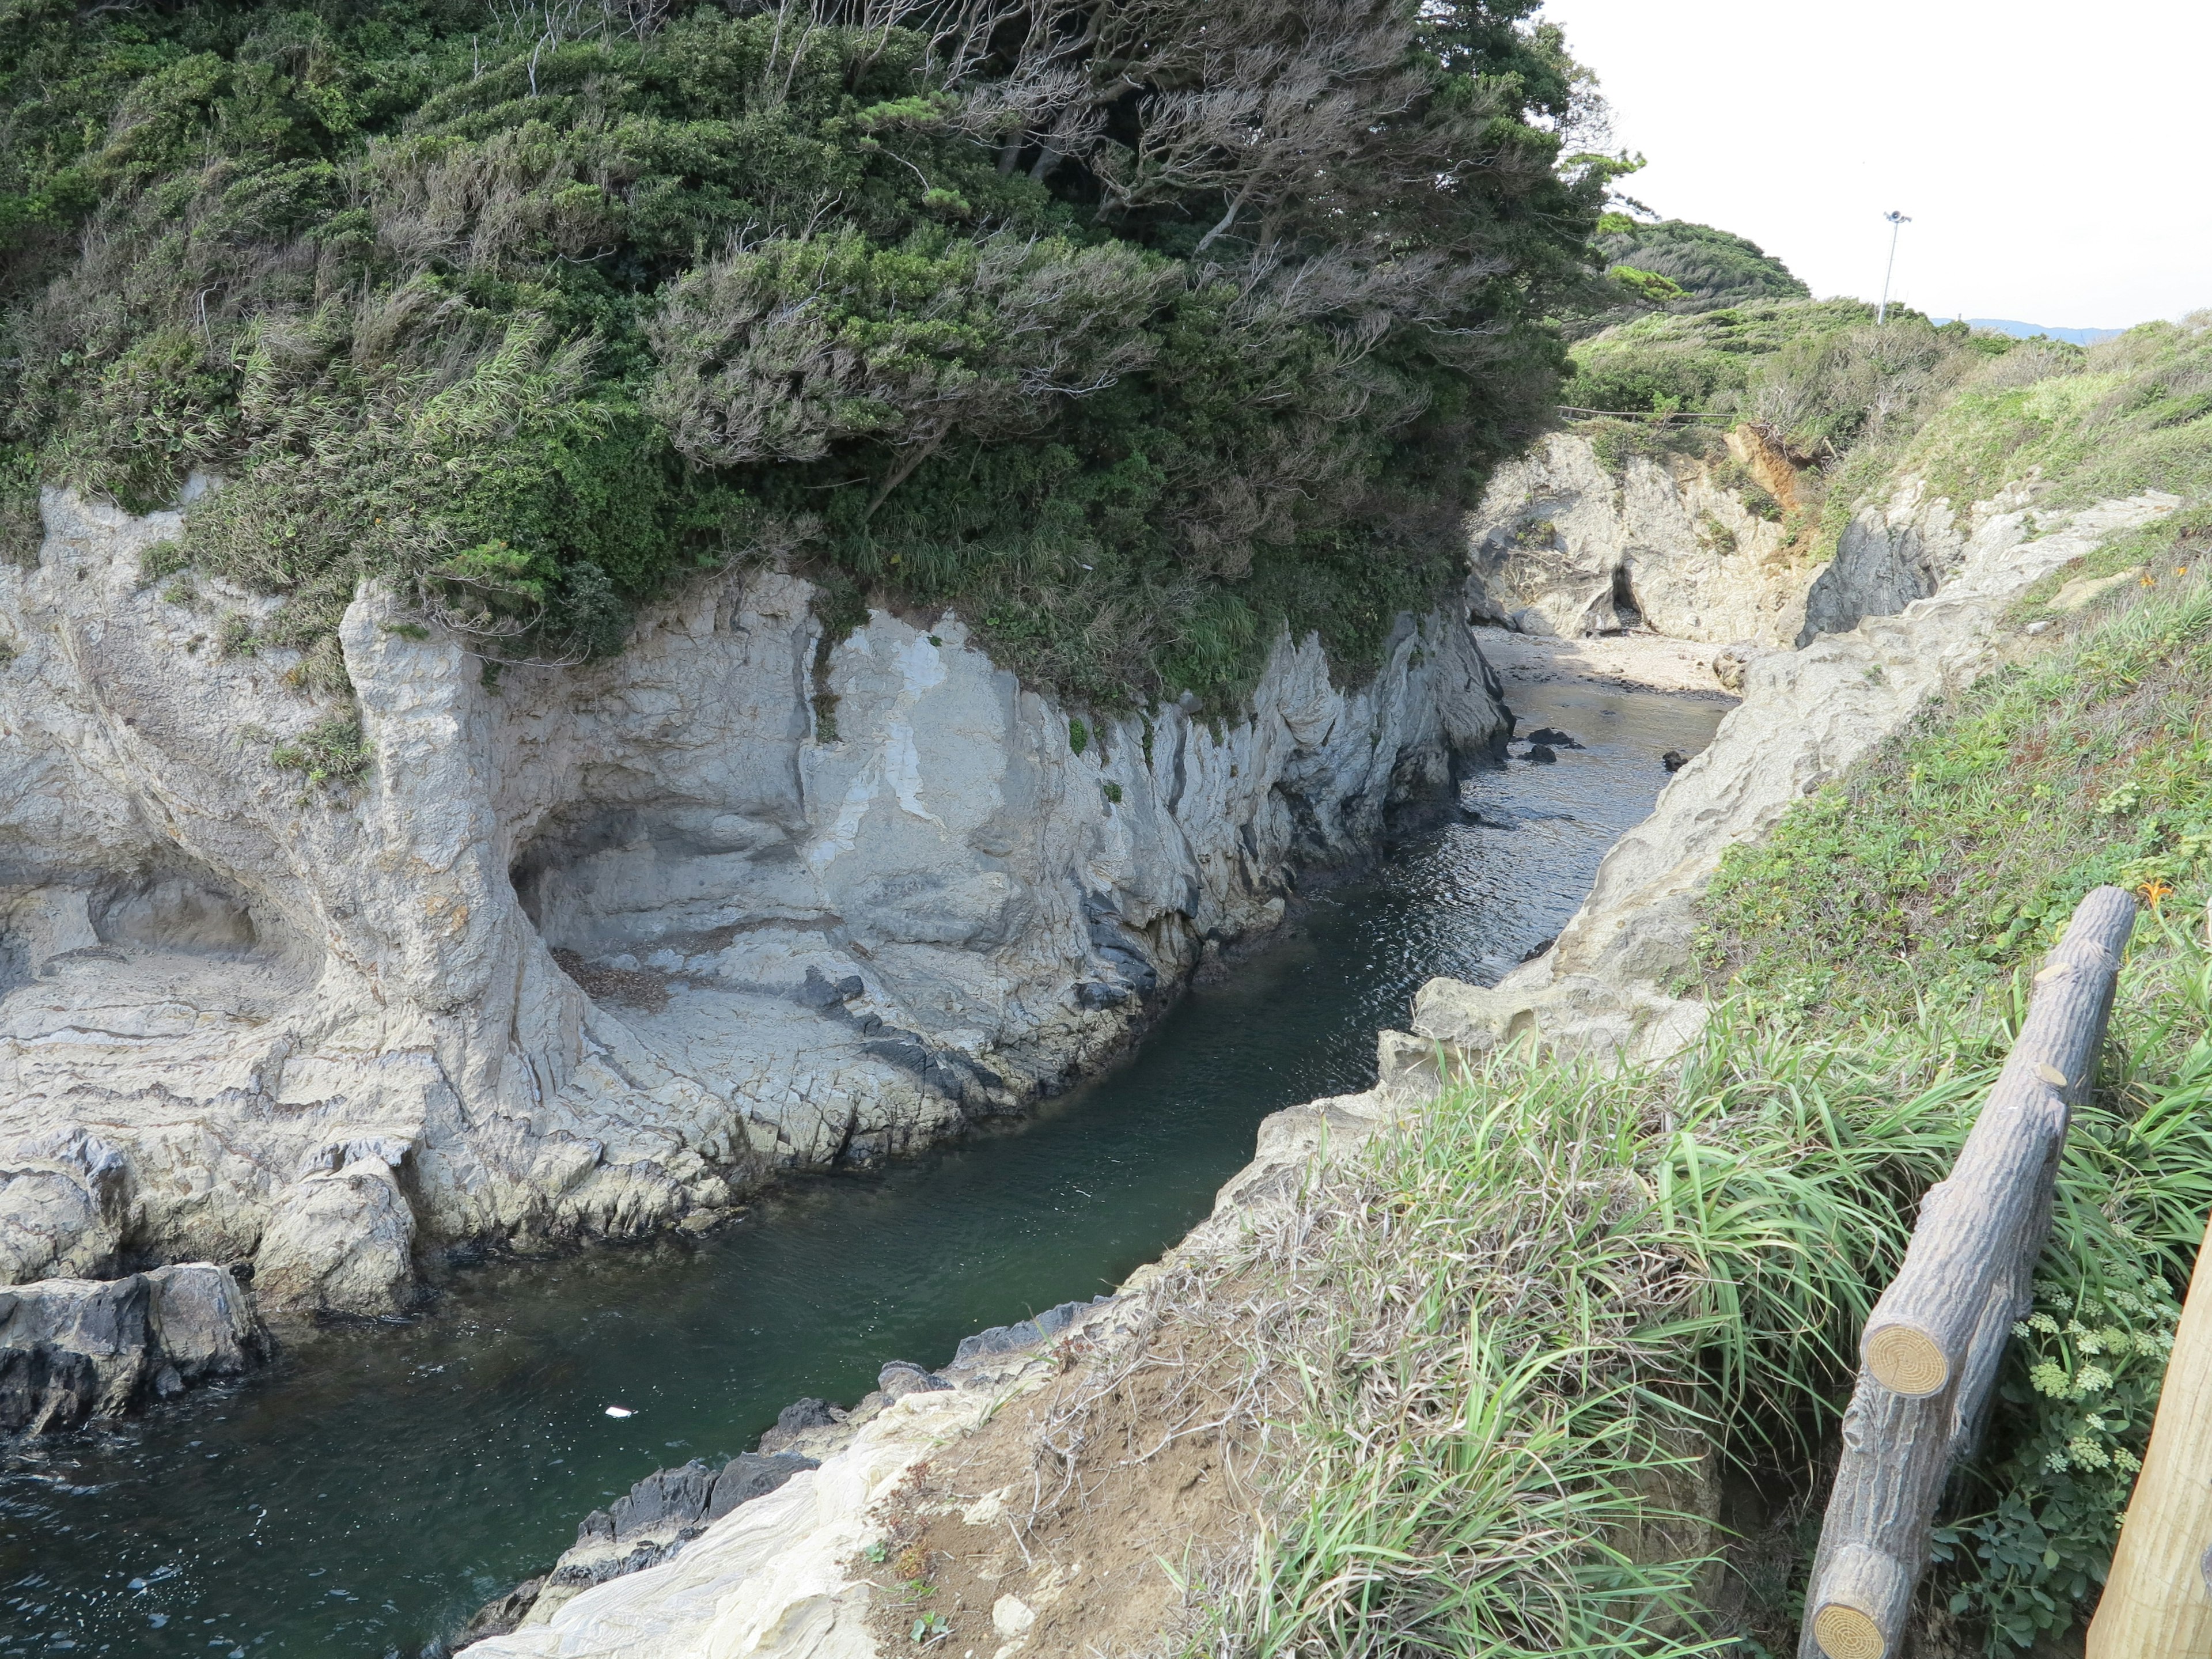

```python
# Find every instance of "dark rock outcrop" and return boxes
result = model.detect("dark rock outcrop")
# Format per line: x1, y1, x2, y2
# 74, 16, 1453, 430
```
952, 1297, 1103, 1365
757, 1396, 837, 1455
463, 1449, 820, 1637
0, 1263, 265, 1433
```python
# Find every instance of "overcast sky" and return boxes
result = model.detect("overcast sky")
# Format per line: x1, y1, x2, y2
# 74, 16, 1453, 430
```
1536, 0, 2212, 329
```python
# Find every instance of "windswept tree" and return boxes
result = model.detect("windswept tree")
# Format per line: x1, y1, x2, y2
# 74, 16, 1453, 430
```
1, 0, 1624, 706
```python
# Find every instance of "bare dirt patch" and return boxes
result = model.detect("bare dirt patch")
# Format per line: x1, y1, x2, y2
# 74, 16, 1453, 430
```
861, 1302, 1259, 1659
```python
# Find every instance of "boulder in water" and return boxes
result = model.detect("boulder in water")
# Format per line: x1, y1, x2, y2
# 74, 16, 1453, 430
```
0, 1263, 265, 1433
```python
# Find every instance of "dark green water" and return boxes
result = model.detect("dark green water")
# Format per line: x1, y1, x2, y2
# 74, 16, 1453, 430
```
0, 679, 1728, 1657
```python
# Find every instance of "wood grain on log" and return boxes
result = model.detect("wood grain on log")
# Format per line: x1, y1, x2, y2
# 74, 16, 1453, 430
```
1800, 887, 2137, 1659
1858, 885, 2137, 1397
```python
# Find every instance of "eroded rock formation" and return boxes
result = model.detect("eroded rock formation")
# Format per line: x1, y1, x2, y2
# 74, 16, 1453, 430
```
1421, 486, 2178, 1065
0, 1262, 263, 1432
1465, 430, 1818, 646
0, 489, 1509, 1323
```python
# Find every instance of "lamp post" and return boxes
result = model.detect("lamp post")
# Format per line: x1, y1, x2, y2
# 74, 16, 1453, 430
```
1877, 210, 1912, 324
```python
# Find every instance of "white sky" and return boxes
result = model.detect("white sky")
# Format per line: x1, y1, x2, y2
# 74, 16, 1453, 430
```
1535, 0, 2212, 329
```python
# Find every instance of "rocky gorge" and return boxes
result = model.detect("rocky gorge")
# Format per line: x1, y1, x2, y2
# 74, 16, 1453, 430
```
1, 319, 2188, 1657
440, 459, 2181, 1658
0, 483, 1509, 1406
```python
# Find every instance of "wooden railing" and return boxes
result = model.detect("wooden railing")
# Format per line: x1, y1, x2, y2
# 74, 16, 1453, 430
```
1801, 885, 2138, 1659
1556, 405, 1735, 423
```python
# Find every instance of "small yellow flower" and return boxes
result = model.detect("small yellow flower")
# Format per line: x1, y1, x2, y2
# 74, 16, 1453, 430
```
2140, 877, 2176, 908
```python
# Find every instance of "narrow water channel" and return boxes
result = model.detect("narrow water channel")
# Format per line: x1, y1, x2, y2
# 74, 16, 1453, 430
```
0, 678, 1728, 1658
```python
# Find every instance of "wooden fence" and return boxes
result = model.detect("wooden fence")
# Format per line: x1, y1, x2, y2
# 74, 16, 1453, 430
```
1800, 885, 2138, 1659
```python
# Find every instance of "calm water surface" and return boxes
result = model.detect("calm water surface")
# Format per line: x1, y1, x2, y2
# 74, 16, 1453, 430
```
0, 679, 1728, 1657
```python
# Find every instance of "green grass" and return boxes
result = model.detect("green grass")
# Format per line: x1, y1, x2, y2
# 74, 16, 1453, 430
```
1197, 512, 2212, 1657
1896, 320, 2212, 516
1207, 933, 2212, 1657
1700, 553, 2212, 1025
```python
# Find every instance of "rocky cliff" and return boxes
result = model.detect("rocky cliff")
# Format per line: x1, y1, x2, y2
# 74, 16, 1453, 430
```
446, 476, 2185, 1659
1465, 429, 1816, 646
0, 488, 1508, 1331
1418, 483, 2178, 1066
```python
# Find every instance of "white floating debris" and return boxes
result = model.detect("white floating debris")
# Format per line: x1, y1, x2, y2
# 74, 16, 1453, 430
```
604, 1405, 635, 1418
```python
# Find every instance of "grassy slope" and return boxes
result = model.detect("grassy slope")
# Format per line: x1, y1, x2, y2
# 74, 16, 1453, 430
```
1209, 322, 2212, 1658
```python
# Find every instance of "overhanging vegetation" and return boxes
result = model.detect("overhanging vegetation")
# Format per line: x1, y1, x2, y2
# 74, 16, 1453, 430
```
0, 0, 1619, 709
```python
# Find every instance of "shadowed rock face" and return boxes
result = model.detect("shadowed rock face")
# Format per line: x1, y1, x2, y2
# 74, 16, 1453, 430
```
0, 490, 1509, 1322
0, 1263, 264, 1433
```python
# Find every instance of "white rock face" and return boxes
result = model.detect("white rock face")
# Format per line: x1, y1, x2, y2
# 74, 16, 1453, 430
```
461, 1382, 995, 1659
1414, 486, 2179, 1066
0, 490, 1507, 1315
1465, 431, 1817, 647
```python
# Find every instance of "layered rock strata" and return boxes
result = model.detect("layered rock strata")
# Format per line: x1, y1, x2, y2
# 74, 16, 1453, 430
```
1464, 430, 2059, 661
0, 489, 1509, 1322
1465, 430, 1818, 646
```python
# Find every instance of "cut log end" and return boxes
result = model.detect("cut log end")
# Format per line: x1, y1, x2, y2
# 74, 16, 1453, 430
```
1813, 1603, 1887, 1659
1864, 1323, 1950, 1397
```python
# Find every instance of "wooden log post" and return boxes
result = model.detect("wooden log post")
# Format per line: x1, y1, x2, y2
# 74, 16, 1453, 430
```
1801, 886, 2137, 1659
2085, 1207, 2212, 1657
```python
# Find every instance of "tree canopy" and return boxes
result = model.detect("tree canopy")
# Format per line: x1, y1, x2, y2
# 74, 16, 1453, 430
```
0, 0, 1620, 709
1595, 215, 1809, 315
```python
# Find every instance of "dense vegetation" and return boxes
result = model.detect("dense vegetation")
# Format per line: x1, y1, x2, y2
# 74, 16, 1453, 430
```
1203, 324, 2212, 1656
1593, 213, 1808, 314
0, 0, 1620, 708
1561, 298, 2019, 560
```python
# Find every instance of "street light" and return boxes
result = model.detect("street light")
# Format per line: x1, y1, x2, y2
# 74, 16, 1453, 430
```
1877, 210, 1912, 325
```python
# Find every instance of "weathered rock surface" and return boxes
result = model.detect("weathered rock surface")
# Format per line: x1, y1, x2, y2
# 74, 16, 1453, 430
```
1419, 485, 2179, 1066
0, 1262, 263, 1432
473, 1451, 823, 1635
1465, 430, 1819, 647
439, 476, 2186, 1659
0, 488, 1509, 1319
1796, 475, 1987, 643
456, 1297, 1120, 1656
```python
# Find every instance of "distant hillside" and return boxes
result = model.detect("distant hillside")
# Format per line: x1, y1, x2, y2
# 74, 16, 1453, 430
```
1962, 319, 2127, 345
1595, 217, 1810, 313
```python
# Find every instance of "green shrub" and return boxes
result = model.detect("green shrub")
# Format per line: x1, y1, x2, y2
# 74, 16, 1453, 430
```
1, 0, 1615, 714
1593, 217, 1810, 313
270, 714, 370, 786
